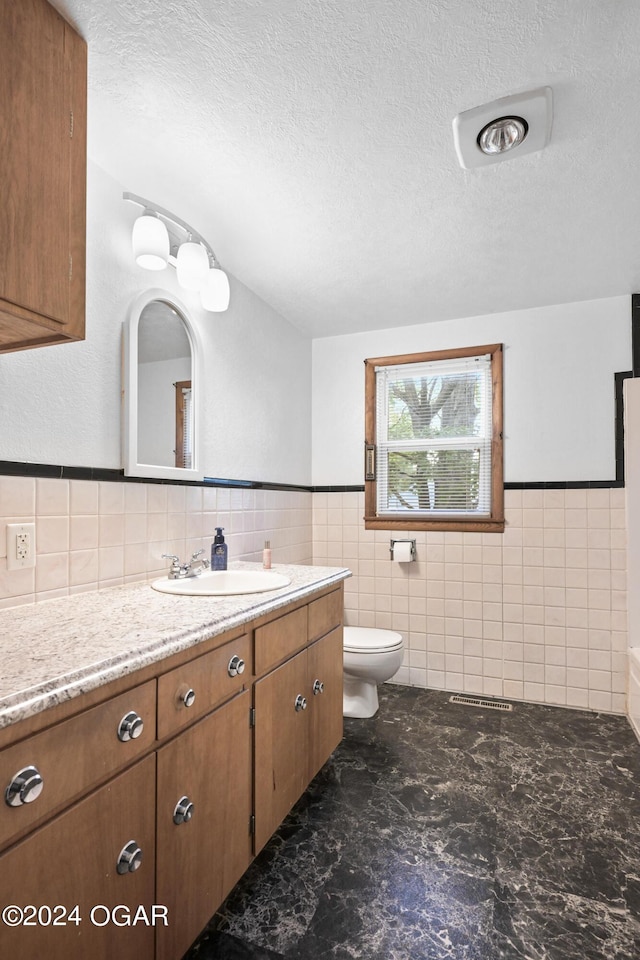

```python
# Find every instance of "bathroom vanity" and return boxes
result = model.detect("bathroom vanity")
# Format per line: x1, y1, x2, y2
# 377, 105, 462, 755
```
0, 563, 348, 959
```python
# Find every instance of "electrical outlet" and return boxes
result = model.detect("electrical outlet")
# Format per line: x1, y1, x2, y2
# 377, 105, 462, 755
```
6, 523, 36, 570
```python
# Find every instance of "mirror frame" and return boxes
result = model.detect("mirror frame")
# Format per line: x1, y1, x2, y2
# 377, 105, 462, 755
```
122, 289, 204, 481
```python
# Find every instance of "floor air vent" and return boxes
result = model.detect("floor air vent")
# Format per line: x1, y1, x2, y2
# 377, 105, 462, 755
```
449, 695, 513, 712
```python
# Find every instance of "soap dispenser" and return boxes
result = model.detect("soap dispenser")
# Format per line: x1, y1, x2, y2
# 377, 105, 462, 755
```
211, 527, 228, 570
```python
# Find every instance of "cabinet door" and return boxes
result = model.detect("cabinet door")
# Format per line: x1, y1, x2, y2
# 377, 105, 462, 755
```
308, 627, 344, 782
156, 690, 252, 960
254, 649, 309, 853
0, 754, 156, 960
0, 0, 86, 351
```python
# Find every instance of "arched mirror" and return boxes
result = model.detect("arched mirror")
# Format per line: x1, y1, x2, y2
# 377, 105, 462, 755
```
122, 290, 203, 480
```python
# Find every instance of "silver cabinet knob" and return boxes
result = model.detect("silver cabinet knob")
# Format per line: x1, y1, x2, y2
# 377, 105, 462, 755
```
173, 795, 195, 825
312, 679, 325, 695
294, 694, 307, 712
5, 766, 44, 807
179, 686, 196, 708
228, 655, 246, 678
117, 711, 144, 742
116, 840, 143, 875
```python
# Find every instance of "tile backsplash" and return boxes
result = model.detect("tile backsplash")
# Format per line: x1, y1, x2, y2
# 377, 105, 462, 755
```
0, 476, 312, 607
0, 476, 628, 715
313, 487, 627, 714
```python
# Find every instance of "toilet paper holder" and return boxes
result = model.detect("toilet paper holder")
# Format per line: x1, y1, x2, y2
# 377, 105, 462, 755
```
389, 539, 416, 561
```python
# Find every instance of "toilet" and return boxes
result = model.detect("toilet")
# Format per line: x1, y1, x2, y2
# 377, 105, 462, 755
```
342, 626, 404, 719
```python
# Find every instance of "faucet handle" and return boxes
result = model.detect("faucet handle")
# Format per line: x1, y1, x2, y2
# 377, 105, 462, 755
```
190, 549, 204, 560
161, 554, 182, 579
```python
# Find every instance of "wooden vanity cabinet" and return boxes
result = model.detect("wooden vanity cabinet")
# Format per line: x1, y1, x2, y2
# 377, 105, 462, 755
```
253, 589, 343, 854
0, 755, 156, 960
254, 649, 310, 851
0, 581, 344, 960
0, 0, 87, 352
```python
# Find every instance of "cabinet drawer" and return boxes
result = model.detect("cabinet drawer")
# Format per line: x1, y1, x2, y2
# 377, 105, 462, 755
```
308, 587, 343, 643
0, 680, 156, 851
157, 634, 251, 740
255, 606, 308, 676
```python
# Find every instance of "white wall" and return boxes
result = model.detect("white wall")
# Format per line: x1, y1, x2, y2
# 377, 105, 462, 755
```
0, 161, 312, 486
312, 298, 632, 486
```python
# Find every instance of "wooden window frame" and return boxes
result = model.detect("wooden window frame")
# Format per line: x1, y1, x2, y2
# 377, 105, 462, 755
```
364, 344, 504, 533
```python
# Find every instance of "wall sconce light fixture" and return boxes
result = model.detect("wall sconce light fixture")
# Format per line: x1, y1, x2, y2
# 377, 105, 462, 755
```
123, 192, 230, 312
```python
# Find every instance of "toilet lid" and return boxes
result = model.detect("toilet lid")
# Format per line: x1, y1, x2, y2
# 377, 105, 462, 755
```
343, 626, 404, 654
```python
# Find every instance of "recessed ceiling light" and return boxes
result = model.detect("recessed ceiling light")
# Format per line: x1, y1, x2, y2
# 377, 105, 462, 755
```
452, 87, 552, 169
477, 116, 528, 155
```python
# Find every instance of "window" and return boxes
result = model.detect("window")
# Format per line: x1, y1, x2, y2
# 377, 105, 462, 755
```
364, 344, 504, 532
174, 380, 193, 469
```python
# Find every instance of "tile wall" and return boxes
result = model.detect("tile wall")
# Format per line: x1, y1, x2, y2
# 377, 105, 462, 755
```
0, 476, 312, 608
0, 476, 628, 715
313, 487, 628, 714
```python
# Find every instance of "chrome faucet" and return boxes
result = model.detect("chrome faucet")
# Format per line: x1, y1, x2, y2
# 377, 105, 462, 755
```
161, 550, 210, 579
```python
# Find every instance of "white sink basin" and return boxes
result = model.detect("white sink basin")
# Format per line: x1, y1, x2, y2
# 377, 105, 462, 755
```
151, 569, 291, 597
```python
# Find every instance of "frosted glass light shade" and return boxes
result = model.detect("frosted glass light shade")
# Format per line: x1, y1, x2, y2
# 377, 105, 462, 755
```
176, 241, 209, 290
200, 267, 230, 312
132, 214, 169, 270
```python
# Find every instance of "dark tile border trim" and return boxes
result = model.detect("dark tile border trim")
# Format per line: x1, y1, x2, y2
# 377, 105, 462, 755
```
503, 480, 623, 490
0, 472, 625, 493
2, 311, 635, 494
0, 461, 312, 492
632, 293, 640, 376
615, 370, 633, 484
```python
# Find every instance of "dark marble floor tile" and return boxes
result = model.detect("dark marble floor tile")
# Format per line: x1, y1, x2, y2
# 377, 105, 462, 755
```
183, 685, 640, 960
289, 859, 499, 960
496, 699, 640, 762
187, 930, 286, 959
493, 880, 640, 960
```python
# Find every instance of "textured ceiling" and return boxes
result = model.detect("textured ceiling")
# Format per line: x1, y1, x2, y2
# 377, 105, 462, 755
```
54, 0, 640, 337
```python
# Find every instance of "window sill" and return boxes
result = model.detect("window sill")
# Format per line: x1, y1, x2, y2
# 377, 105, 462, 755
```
363, 515, 505, 534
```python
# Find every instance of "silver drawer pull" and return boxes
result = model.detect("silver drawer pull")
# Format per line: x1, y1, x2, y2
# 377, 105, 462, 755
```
116, 840, 143, 875
173, 795, 195, 825
313, 679, 324, 695
179, 686, 196, 708
228, 655, 245, 678
5, 766, 44, 808
294, 694, 307, 712
117, 711, 144, 742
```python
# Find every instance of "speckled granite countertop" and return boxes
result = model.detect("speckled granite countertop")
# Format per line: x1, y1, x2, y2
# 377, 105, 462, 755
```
0, 562, 350, 730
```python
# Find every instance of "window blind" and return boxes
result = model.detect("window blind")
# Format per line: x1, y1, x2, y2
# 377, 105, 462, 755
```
375, 353, 492, 516
182, 386, 193, 470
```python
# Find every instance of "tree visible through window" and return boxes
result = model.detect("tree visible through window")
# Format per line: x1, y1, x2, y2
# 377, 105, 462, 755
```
364, 345, 504, 532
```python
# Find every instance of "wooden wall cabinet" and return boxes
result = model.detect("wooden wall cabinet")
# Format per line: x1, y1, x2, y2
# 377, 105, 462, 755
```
0, 0, 87, 353
0, 583, 343, 960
